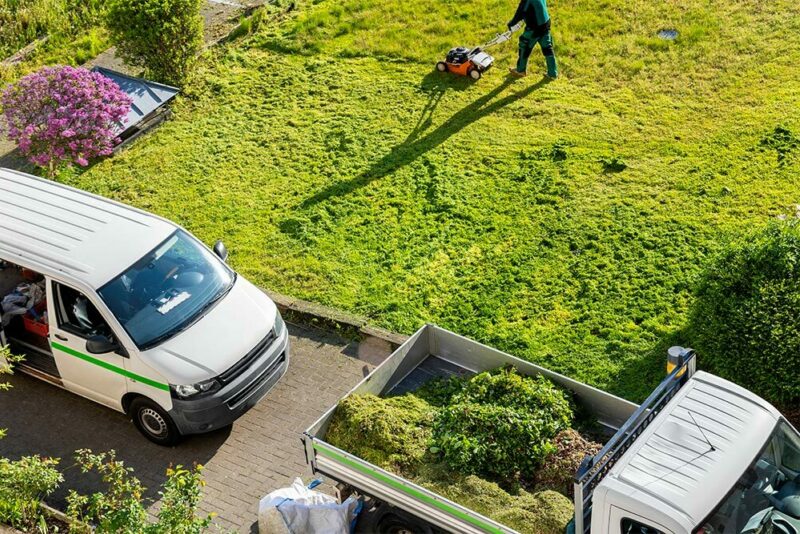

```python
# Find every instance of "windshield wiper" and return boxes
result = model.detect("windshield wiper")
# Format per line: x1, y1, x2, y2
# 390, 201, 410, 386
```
199, 274, 236, 314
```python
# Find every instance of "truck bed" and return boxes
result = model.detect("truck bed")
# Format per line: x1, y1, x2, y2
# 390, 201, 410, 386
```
303, 324, 638, 534
389, 355, 472, 396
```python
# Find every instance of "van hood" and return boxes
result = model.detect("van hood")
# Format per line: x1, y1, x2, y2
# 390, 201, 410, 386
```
140, 277, 277, 384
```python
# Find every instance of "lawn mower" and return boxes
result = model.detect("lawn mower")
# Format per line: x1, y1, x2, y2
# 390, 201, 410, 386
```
435, 21, 523, 80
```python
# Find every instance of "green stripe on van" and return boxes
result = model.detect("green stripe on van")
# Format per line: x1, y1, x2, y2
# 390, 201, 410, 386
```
313, 441, 506, 534
51, 341, 170, 392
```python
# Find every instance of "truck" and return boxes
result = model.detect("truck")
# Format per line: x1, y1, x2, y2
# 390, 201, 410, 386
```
303, 324, 800, 534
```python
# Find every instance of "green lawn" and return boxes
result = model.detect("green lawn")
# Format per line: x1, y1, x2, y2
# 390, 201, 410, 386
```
64, 0, 800, 401
0, 0, 108, 83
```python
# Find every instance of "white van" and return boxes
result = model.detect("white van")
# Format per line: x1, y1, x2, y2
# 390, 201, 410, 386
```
0, 168, 289, 445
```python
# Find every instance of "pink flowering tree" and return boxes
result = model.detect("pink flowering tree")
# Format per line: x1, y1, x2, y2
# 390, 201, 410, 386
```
1, 66, 132, 176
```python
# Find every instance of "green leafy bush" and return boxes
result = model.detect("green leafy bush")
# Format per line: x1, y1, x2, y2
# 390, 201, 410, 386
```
105, 0, 203, 85
66, 449, 214, 533
690, 220, 800, 405
432, 368, 574, 482
0, 455, 63, 529
325, 394, 435, 473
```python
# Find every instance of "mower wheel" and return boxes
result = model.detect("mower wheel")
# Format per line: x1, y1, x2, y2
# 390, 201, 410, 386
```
436, 61, 448, 72
469, 68, 482, 80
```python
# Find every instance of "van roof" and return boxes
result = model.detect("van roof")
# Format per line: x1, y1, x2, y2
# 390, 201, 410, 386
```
0, 168, 176, 289
607, 371, 780, 526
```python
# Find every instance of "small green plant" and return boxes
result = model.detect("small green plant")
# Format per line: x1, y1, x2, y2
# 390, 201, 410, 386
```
153, 465, 214, 534
0, 455, 63, 530
690, 220, 800, 405
105, 0, 203, 85
0, 345, 24, 439
66, 449, 214, 533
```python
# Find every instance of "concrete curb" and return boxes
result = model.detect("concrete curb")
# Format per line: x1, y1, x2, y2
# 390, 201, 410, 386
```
262, 289, 409, 351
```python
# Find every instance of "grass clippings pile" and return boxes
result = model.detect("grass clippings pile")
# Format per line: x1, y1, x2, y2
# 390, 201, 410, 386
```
417, 468, 574, 534
325, 393, 434, 473
325, 367, 600, 534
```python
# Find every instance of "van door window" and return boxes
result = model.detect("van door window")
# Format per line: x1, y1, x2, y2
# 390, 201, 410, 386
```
52, 283, 111, 338
621, 518, 664, 534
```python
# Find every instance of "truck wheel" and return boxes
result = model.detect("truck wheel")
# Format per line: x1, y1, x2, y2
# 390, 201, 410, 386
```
376, 512, 433, 534
436, 61, 447, 72
469, 68, 482, 80
130, 397, 181, 446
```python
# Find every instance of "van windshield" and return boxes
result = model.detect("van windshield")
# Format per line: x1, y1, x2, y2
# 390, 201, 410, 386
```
98, 230, 234, 349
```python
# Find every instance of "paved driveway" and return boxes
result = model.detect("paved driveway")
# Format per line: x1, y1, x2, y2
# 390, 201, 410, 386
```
0, 323, 378, 532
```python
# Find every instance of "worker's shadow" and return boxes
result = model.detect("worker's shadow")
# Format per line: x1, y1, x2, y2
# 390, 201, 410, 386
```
403, 71, 473, 144
298, 73, 549, 209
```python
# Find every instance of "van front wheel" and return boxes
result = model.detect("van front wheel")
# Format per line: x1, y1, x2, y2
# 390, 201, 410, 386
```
130, 398, 181, 446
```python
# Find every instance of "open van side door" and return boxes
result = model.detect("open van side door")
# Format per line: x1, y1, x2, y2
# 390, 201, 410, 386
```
47, 279, 128, 411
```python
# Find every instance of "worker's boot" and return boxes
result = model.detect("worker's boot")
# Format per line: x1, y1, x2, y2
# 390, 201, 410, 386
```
544, 55, 558, 79
508, 68, 527, 78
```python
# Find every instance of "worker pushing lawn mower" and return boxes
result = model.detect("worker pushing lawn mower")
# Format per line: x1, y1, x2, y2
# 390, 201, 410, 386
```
508, 0, 558, 79
436, 0, 557, 80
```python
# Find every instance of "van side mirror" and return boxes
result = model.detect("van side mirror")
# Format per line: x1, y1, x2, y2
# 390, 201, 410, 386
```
86, 334, 120, 355
213, 240, 228, 262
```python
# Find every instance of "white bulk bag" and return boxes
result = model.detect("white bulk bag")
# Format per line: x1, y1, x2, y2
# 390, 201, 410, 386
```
258, 478, 358, 534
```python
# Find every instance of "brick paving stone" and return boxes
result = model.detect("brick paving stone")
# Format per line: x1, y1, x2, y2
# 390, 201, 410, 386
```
0, 323, 384, 532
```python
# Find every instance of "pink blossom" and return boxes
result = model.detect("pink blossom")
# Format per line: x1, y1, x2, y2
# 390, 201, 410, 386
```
1, 65, 132, 174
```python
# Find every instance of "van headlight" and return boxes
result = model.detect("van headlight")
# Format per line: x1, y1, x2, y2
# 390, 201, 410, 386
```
171, 379, 219, 399
274, 311, 286, 336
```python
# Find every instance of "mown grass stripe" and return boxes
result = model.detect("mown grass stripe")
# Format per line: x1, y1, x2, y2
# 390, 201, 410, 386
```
313, 441, 507, 534
51, 341, 170, 391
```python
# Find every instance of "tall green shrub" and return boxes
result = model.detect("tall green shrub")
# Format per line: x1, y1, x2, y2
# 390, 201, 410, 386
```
105, 0, 203, 85
690, 220, 800, 405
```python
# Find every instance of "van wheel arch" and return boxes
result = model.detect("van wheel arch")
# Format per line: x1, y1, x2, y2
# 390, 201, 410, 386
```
121, 392, 145, 415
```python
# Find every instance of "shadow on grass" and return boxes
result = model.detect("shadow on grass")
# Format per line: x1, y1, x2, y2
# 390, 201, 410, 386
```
612, 327, 693, 403
298, 73, 550, 208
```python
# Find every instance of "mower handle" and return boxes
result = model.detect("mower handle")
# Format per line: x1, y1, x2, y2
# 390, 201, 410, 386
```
480, 21, 524, 49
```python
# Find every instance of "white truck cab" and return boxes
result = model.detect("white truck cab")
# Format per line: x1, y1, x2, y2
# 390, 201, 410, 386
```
0, 168, 290, 445
575, 354, 800, 534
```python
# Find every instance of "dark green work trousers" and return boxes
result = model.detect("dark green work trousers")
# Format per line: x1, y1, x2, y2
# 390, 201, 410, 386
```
517, 29, 558, 77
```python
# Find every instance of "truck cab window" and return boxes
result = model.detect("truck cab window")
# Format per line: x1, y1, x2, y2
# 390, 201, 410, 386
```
53, 283, 111, 338
622, 519, 664, 534
697, 422, 800, 534
782, 436, 800, 473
